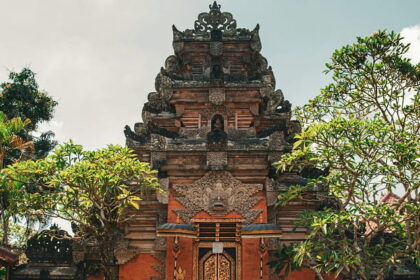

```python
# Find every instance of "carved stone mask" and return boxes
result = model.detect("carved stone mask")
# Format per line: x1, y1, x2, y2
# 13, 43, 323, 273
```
165, 56, 179, 73
203, 181, 232, 216
174, 171, 263, 224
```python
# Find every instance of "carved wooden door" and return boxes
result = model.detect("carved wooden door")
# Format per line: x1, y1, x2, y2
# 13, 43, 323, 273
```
199, 249, 236, 280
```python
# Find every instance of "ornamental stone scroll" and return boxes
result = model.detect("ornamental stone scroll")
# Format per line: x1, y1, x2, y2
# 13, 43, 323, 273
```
173, 171, 263, 224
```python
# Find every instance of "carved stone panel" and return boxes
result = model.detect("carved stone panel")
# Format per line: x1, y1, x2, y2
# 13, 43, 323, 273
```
151, 134, 167, 150
226, 127, 256, 139
202, 105, 233, 120
268, 131, 285, 150
194, 2, 237, 33
179, 126, 210, 139
265, 178, 279, 207
157, 178, 169, 204
210, 42, 223, 56
151, 152, 167, 166
209, 88, 225, 105
173, 171, 262, 223
114, 238, 140, 265
206, 152, 227, 171
154, 237, 167, 251
173, 41, 184, 54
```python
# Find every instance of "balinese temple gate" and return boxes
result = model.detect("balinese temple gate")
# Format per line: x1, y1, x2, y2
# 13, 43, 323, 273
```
122, 2, 319, 280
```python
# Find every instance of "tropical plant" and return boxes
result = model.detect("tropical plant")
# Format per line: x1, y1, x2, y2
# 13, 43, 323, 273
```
2, 142, 161, 280
0, 112, 34, 246
0, 68, 57, 163
273, 30, 419, 280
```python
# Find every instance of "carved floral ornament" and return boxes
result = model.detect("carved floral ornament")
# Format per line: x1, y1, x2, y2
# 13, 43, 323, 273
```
194, 1, 237, 33
173, 171, 263, 224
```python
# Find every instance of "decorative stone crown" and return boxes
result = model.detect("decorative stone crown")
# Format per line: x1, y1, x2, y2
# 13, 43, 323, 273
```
173, 1, 259, 40
194, 1, 237, 33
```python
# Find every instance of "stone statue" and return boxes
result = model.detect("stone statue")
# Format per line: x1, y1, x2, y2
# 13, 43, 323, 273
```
165, 55, 179, 73
264, 89, 284, 114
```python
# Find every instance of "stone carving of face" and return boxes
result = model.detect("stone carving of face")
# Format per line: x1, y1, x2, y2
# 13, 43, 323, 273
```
165, 56, 179, 74
204, 181, 232, 216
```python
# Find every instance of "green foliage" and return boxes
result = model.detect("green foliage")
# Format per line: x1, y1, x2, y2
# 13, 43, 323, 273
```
0, 111, 34, 165
1, 142, 161, 279
0, 267, 5, 279
0, 68, 57, 130
0, 111, 34, 246
0, 68, 58, 163
274, 30, 419, 280
0, 68, 57, 248
2, 141, 160, 234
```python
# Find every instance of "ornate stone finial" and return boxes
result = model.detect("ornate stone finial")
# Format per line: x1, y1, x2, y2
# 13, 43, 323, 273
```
194, 1, 237, 33
210, 1, 220, 10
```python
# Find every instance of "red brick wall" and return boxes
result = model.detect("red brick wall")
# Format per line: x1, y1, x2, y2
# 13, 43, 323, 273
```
119, 253, 161, 280
165, 237, 194, 280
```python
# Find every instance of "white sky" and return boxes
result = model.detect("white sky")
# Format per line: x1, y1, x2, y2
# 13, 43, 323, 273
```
0, 0, 419, 150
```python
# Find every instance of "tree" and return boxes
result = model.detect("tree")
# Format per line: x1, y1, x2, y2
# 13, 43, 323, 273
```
0, 68, 58, 248
0, 112, 34, 246
2, 142, 160, 280
0, 68, 58, 162
273, 31, 419, 279
0, 68, 57, 248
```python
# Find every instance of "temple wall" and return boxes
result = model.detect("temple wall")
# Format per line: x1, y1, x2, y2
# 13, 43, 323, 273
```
119, 254, 161, 280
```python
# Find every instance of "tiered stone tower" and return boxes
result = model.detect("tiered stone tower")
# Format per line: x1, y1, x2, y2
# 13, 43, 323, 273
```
121, 2, 318, 280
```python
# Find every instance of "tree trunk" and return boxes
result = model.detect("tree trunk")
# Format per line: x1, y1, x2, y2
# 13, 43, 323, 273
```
102, 264, 119, 280
98, 228, 121, 280
1, 207, 9, 246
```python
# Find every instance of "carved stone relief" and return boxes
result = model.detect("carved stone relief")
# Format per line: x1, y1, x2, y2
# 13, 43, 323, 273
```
267, 238, 282, 251
202, 105, 233, 121
154, 209, 168, 250
173, 171, 262, 224
206, 152, 227, 171
268, 131, 285, 150
164, 55, 182, 78
114, 238, 140, 265
265, 178, 278, 207
194, 2, 237, 33
260, 87, 270, 98
250, 24, 262, 52
263, 89, 284, 115
155, 71, 173, 93
209, 88, 225, 105
210, 41, 223, 56
151, 134, 167, 150
154, 237, 167, 251
151, 252, 166, 280
157, 178, 169, 204
179, 126, 210, 138
226, 127, 256, 139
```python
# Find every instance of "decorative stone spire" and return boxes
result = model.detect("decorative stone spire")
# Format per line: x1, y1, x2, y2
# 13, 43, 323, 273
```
194, 1, 237, 33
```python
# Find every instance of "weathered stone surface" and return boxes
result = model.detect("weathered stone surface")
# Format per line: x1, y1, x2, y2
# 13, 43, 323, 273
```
173, 171, 262, 223
208, 88, 225, 105
206, 151, 227, 170
120, 2, 323, 280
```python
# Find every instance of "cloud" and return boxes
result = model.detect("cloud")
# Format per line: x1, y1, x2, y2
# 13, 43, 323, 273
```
0, 0, 419, 151
0, 0, 205, 150
401, 24, 420, 64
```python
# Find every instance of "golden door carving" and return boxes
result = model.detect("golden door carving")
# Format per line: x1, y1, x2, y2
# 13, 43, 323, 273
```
199, 251, 235, 280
